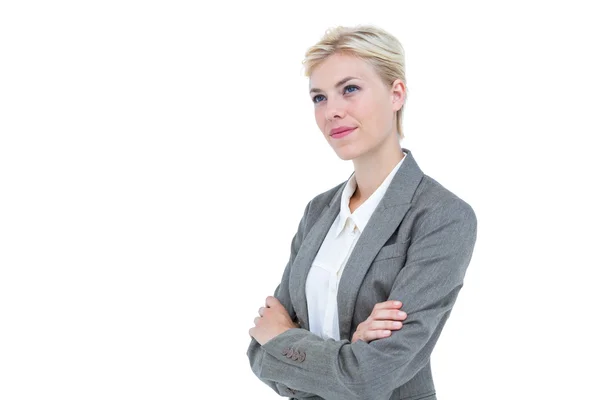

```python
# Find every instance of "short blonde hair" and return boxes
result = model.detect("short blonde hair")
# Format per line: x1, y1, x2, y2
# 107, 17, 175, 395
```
302, 25, 408, 141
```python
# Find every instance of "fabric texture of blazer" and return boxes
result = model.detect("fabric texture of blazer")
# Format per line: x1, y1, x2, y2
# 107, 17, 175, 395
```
247, 147, 478, 400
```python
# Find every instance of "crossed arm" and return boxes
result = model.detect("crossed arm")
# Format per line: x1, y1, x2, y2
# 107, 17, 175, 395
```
247, 198, 477, 399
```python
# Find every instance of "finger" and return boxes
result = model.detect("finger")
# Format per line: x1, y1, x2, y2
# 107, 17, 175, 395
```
373, 300, 403, 310
377, 329, 392, 338
370, 320, 403, 331
374, 309, 408, 321
365, 329, 391, 342
253, 316, 261, 325
265, 296, 282, 309
258, 306, 265, 316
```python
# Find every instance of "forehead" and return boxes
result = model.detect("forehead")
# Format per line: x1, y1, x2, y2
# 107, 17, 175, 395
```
309, 53, 375, 89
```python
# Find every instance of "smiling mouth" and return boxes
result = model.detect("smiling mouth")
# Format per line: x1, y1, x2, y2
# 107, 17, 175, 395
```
330, 127, 356, 138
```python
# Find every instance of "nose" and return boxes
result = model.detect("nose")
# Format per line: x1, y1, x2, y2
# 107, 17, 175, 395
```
325, 97, 346, 121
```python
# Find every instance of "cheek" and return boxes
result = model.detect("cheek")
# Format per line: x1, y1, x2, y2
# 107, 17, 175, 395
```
315, 108, 326, 130
359, 98, 386, 127
350, 97, 372, 119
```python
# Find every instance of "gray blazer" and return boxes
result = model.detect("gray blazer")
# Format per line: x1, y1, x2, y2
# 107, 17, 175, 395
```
247, 148, 477, 400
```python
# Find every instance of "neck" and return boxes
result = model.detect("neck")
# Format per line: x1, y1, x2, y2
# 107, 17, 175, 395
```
351, 140, 404, 202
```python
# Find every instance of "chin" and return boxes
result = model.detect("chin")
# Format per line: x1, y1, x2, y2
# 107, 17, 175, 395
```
337, 154, 355, 161
333, 146, 364, 161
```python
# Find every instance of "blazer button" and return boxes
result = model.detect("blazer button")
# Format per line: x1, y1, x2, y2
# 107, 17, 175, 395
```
281, 347, 291, 356
297, 352, 306, 362
291, 351, 299, 361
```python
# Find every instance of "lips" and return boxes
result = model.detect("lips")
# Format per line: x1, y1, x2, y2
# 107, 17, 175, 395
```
330, 126, 356, 136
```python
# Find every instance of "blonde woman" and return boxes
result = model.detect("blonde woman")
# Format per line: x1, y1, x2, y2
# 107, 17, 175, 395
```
247, 25, 477, 400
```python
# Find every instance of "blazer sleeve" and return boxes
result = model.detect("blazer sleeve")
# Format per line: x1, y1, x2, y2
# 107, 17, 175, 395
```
246, 199, 321, 398
256, 197, 478, 400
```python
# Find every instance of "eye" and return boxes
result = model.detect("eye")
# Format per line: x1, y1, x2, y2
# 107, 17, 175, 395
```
311, 85, 360, 104
344, 85, 359, 94
312, 94, 325, 104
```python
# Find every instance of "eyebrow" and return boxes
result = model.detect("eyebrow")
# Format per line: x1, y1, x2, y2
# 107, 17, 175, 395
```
309, 76, 359, 94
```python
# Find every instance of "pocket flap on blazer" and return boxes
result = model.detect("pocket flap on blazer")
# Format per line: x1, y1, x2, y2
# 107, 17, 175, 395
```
373, 241, 409, 261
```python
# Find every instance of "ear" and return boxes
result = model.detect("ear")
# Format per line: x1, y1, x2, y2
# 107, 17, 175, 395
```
390, 78, 406, 111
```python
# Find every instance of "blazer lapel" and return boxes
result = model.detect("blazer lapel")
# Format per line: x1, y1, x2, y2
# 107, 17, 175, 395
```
289, 186, 342, 331
290, 148, 424, 340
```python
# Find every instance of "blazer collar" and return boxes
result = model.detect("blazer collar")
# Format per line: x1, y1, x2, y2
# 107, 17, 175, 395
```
335, 151, 408, 237
289, 147, 425, 340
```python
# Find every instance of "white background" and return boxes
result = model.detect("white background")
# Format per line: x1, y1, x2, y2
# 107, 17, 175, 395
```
1, 1, 599, 399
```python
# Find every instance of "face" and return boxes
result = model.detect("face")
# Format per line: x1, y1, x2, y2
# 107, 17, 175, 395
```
309, 52, 405, 161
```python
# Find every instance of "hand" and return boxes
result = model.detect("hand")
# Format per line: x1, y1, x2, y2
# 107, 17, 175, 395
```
249, 296, 298, 346
351, 300, 407, 344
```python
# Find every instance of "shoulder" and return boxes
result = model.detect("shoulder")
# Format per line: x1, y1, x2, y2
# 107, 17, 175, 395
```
410, 174, 477, 231
302, 180, 346, 213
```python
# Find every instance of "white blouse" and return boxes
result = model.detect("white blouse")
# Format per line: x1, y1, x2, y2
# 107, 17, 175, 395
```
305, 151, 408, 340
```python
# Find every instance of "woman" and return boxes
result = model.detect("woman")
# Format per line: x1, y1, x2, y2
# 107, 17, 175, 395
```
247, 25, 477, 400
